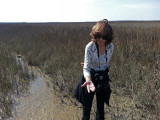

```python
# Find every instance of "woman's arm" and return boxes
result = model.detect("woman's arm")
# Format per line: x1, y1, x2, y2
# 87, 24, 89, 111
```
82, 43, 95, 93
83, 43, 92, 78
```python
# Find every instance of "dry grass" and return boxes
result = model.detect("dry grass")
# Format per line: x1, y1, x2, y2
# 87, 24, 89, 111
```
0, 21, 160, 119
0, 27, 30, 118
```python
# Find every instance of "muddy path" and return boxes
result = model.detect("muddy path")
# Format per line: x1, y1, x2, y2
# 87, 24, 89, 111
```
8, 66, 82, 120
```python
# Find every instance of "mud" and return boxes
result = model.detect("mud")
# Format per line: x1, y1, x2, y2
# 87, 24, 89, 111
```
8, 66, 82, 120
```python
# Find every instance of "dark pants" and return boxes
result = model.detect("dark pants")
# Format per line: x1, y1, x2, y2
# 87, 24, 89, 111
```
82, 84, 106, 120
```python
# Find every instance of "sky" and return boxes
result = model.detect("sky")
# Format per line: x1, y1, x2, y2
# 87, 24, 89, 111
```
0, 0, 160, 22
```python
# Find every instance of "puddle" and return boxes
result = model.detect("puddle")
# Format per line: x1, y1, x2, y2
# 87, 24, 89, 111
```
15, 55, 25, 73
7, 58, 82, 120
14, 55, 31, 96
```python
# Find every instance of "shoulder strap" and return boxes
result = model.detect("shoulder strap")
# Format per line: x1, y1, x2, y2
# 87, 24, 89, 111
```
105, 43, 107, 62
95, 42, 107, 62
95, 42, 99, 58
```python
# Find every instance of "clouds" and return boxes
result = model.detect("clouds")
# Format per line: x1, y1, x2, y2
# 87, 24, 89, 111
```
122, 3, 160, 9
117, 1, 160, 20
94, 0, 160, 21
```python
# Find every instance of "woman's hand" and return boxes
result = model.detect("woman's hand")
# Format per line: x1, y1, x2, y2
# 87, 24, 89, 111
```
81, 81, 95, 93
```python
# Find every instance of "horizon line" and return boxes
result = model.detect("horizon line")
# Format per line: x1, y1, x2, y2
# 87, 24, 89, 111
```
0, 20, 160, 23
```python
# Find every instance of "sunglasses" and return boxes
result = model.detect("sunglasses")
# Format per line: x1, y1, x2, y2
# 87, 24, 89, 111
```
94, 34, 108, 40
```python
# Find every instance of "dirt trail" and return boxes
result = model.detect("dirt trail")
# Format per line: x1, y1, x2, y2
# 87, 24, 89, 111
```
8, 67, 82, 120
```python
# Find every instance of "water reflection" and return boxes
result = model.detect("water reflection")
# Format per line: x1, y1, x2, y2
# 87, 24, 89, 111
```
12, 61, 54, 119
0, 55, 32, 119
16, 55, 25, 73
9, 55, 82, 120
15, 55, 31, 96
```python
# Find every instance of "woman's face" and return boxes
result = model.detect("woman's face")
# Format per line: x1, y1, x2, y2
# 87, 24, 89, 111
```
96, 37, 106, 45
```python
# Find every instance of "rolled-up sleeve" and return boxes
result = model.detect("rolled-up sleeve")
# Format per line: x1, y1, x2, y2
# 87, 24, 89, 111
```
83, 43, 92, 78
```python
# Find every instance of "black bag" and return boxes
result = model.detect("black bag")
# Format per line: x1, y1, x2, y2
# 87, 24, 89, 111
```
91, 68, 111, 83
74, 72, 112, 106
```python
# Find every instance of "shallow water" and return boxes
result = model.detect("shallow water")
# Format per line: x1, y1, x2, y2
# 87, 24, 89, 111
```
8, 66, 82, 120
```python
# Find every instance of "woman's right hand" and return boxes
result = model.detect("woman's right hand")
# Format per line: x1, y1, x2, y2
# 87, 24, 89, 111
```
81, 80, 95, 93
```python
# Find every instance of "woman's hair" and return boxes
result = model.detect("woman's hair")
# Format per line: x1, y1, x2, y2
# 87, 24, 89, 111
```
90, 19, 113, 44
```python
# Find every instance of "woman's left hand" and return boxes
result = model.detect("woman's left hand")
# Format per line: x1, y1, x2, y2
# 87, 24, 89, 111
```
81, 62, 84, 67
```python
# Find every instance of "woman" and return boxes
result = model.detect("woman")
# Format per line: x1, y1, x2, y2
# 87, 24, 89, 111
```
81, 19, 114, 120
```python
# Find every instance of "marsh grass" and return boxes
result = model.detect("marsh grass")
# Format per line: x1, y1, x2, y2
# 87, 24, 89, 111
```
0, 36, 30, 118
0, 21, 160, 119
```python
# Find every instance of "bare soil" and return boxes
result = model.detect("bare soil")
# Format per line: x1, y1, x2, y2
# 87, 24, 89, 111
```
8, 67, 82, 120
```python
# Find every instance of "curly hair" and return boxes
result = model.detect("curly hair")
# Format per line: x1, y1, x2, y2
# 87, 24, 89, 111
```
90, 19, 113, 45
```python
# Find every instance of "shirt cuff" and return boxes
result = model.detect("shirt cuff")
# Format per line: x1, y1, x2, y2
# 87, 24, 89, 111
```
83, 71, 91, 78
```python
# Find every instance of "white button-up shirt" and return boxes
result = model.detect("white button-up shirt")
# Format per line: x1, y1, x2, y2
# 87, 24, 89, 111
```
83, 41, 114, 78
